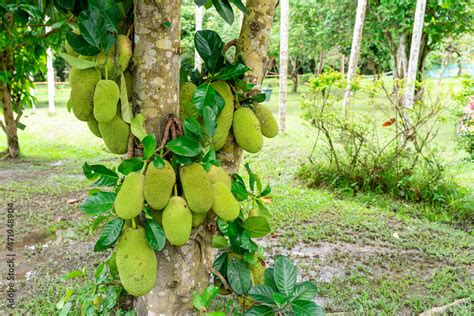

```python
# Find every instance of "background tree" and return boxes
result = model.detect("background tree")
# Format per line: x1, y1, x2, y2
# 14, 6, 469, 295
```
279, 0, 289, 131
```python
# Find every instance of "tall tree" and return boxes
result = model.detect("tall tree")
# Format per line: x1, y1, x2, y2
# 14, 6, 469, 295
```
279, 0, 289, 132
195, 4, 204, 70
342, 0, 367, 114
403, 0, 427, 109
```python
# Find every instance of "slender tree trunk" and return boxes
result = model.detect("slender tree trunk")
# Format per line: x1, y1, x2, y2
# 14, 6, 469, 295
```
195, 5, 205, 71
317, 50, 324, 75
1, 81, 19, 158
340, 54, 345, 78
396, 33, 408, 79
403, 0, 426, 109
279, 0, 289, 131
46, 47, 55, 113
342, 0, 367, 115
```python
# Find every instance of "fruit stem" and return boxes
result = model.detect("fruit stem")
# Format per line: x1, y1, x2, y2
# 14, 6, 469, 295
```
140, 161, 148, 175
131, 218, 136, 229
105, 64, 108, 80
174, 184, 178, 196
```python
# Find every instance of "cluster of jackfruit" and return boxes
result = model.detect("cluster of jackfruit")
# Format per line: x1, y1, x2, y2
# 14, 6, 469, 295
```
67, 35, 133, 155
179, 80, 279, 154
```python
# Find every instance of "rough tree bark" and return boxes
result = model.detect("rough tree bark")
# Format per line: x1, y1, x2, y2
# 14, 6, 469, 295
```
279, 0, 289, 131
133, 0, 278, 314
0, 81, 19, 158
403, 0, 426, 109
342, 0, 367, 116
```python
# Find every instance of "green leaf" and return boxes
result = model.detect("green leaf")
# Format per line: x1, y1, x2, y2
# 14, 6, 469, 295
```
202, 148, 220, 171
212, 0, 234, 25
184, 117, 204, 140
274, 255, 297, 296
227, 257, 252, 295
118, 158, 144, 175
264, 268, 277, 292
193, 83, 217, 112
216, 63, 250, 81
291, 300, 323, 316
131, 114, 147, 141
244, 216, 271, 238
201, 285, 220, 308
82, 162, 118, 186
192, 291, 205, 311
272, 292, 290, 307
80, 191, 116, 216
194, 30, 224, 72
203, 106, 218, 137
60, 52, 97, 69
89, 0, 119, 33
231, 179, 248, 201
142, 134, 157, 160
259, 184, 272, 197
94, 218, 124, 252
61, 269, 84, 281
153, 156, 165, 169
213, 252, 228, 275
144, 219, 166, 251
195, 0, 208, 5
244, 305, 274, 316
211, 235, 229, 248
120, 73, 132, 123
55, 0, 75, 10
253, 93, 267, 103
66, 31, 100, 56
248, 284, 275, 305
166, 136, 203, 157
16, 121, 26, 130
90, 215, 108, 233
230, 0, 247, 13
95, 261, 106, 281
78, 9, 116, 52
293, 281, 318, 301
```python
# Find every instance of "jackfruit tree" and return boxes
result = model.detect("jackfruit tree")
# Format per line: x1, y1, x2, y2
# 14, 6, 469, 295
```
57, 0, 321, 315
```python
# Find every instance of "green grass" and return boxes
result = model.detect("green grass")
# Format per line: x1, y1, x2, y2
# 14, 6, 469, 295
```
1, 79, 473, 314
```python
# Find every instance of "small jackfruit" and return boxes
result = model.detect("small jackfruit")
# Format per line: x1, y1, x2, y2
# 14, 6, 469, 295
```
70, 68, 101, 121
96, 35, 132, 79
212, 182, 240, 221
211, 81, 234, 151
69, 67, 80, 86
179, 82, 198, 120
192, 212, 207, 227
207, 165, 231, 190
116, 227, 157, 296
144, 160, 176, 210
87, 119, 101, 138
180, 163, 214, 214
232, 108, 263, 153
115, 172, 144, 219
162, 196, 192, 246
94, 80, 120, 123
98, 114, 130, 154
253, 103, 278, 138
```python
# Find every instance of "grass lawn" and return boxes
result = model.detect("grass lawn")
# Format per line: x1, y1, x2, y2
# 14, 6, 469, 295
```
0, 80, 473, 314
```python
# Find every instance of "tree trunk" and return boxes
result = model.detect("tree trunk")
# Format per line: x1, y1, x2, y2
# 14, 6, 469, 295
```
340, 54, 345, 78
317, 50, 324, 75
279, 0, 289, 131
133, 2, 211, 314
195, 5, 205, 71
0, 81, 19, 158
46, 47, 55, 113
403, 0, 426, 109
342, 0, 367, 115
396, 33, 408, 79
133, 0, 277, 314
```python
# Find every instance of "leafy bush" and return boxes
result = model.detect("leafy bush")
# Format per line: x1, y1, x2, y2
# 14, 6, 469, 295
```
299, 70, 470, 223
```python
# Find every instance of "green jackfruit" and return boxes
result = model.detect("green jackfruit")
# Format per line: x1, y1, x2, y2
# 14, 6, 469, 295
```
207, 165, 231, 190
211, 81, 234, 150
179, 82, 198, 119
116, 227, 157, 296
93, 80, 120, 123
253, 103, 278, 138
87, 119, 101, 138
192, 212, 207, 227
98, 114, 130, 154
96, 35, 132, 79
115, 172, 144, 219
212, 182, 240, 221
180, 163, 214, 214
162, 196, 192, 246
232, 107, 263, 153
68, 67, 80, 87
70, 68, 101, 121
144, 160, 176, 210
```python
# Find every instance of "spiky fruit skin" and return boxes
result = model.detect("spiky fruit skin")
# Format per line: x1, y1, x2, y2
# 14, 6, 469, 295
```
180, 163, 214, 214
116, 227, 157, 296
93, 80, 120, 123
207, 165, 231, 190
233, 108, 263, 153
192, 212, 206, 227
70, 68, 101, 121
212, 182, 240, 221
179, 82, 198, 119
115, 173, 144, 219
96, 35, 132, 79
162, 196, 192, 246
253, 103, 278, 138
144, 160, 176, 210
69, 67, 80, 86
87, 119, 101, 138
211, 81, 234, 150
98, 114, 130, 154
